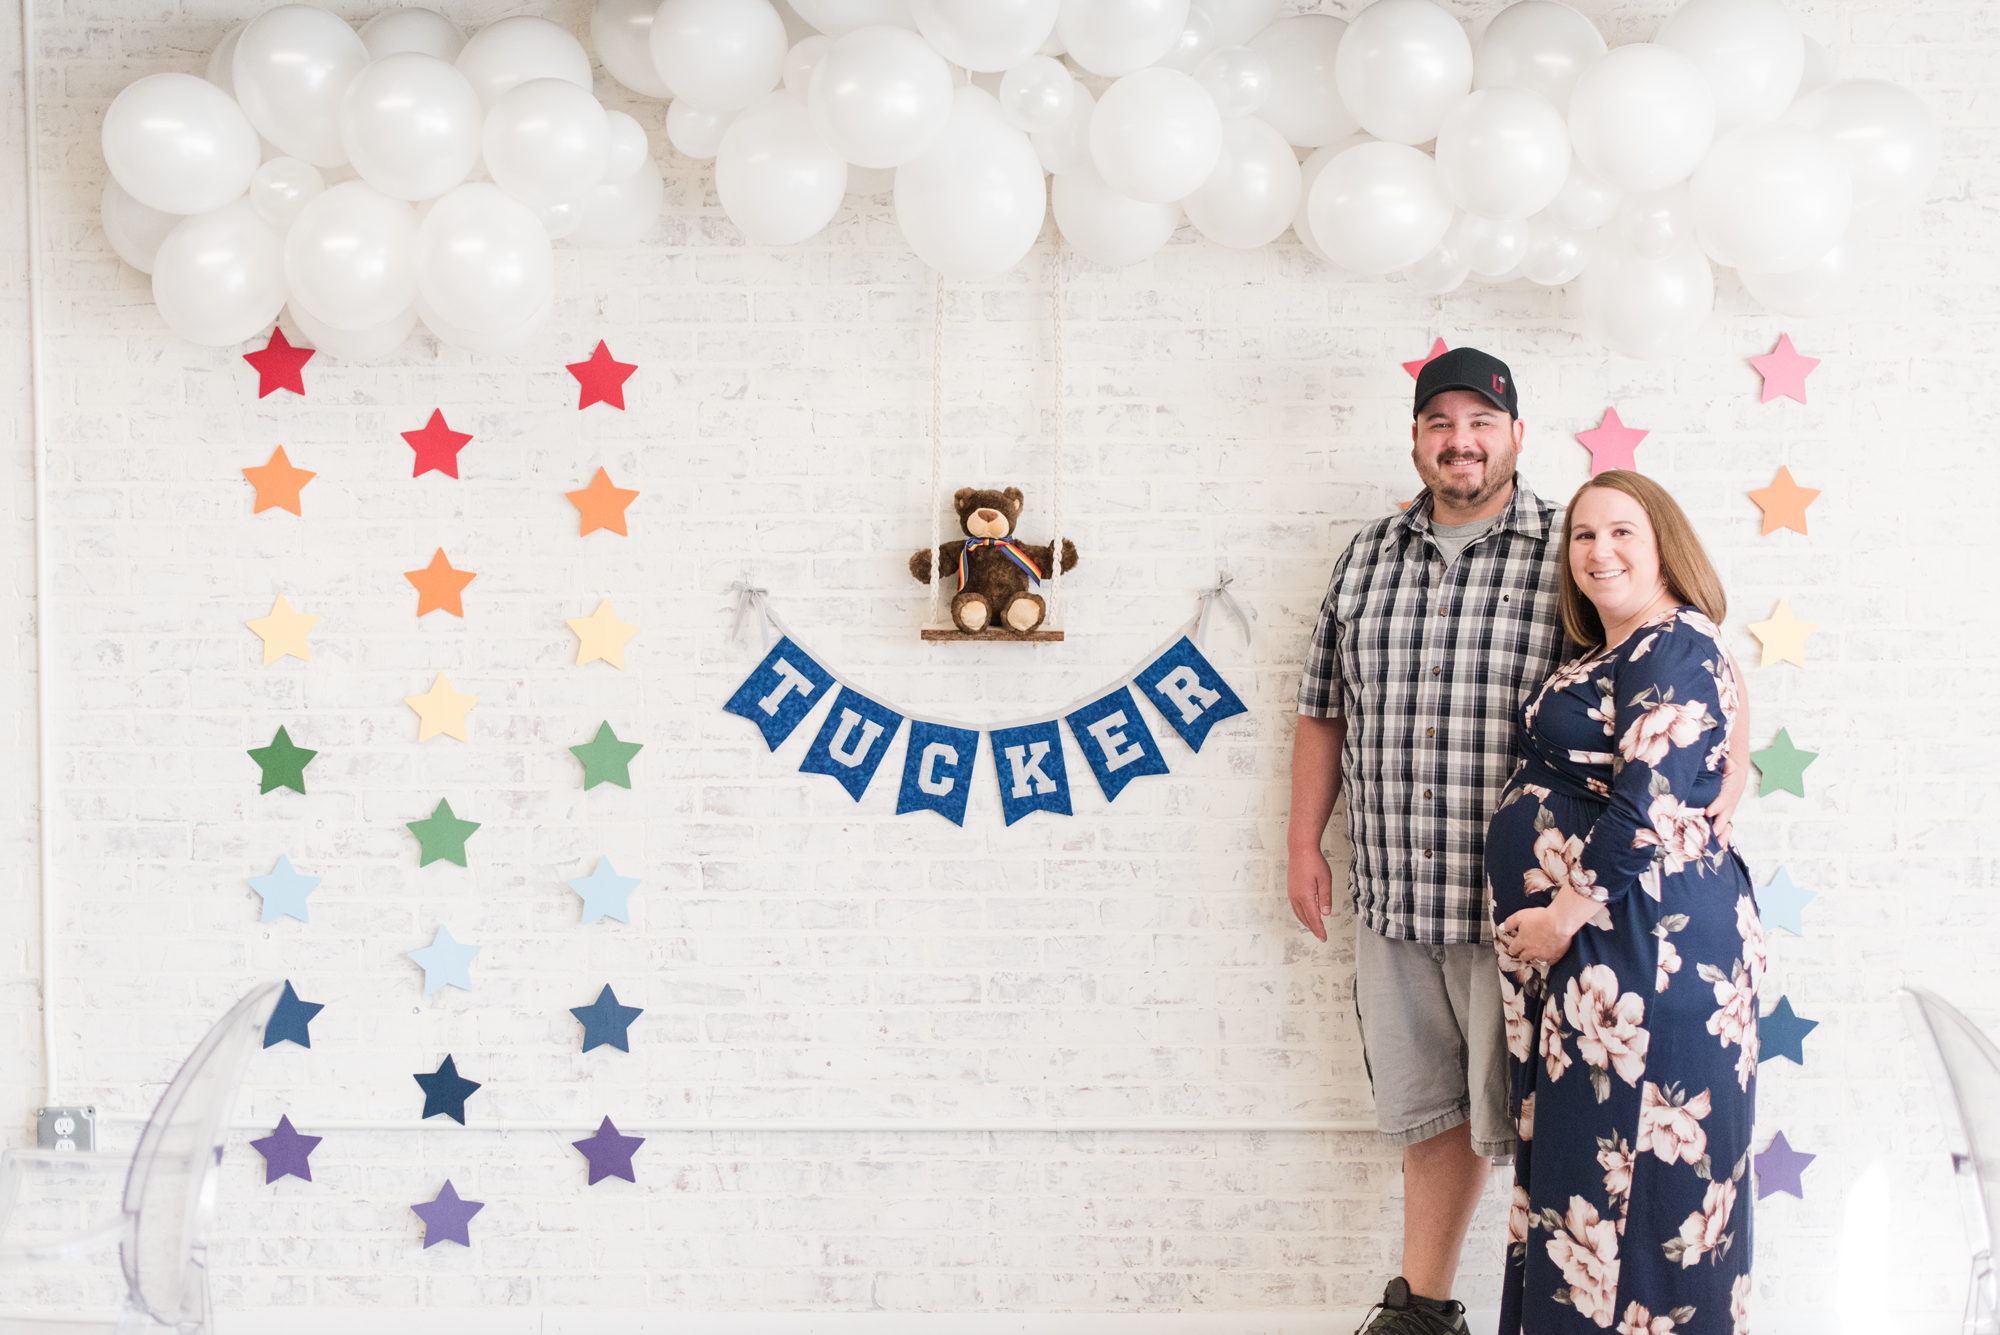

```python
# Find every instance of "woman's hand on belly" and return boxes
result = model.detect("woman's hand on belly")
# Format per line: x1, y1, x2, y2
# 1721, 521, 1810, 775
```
1497, 886, 1604, 967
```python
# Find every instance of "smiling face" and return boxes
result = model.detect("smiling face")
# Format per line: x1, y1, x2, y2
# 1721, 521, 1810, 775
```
1567, 484, 1670, 632
1411, 389, 1525, 521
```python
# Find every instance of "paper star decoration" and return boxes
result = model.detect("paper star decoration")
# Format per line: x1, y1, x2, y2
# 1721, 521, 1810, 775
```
264, 979, 325, 1049
408, 925, 482, 994
1750, 333, 1820, 404
1747, 599, 1820, 669
402, 409, 474, 478
404, 549, 477, 618
413, 1054, 482, 1124
242, 446, 316, 515
571, 985, 644, 1053
246, 595, 319, 664
1755, 1130, 1817, 1201
572, 1116, 645, 1185
249, 853, 320, 924
567, 340, 639, 410
567, 599, 639, 668
408, 798, 481, 867
569, 857, 642, 925
250, 1115, 322, 1184
1401, 337, 1449, 379
1752, 728, 1819, 798
567, 467, 641, 537
242, 326, 314, 398
1759, 995, 1820, 1065
411, 1180, 485, 1247
1748, 465, 1820, 536
249, 725, 318, 795
572, 721, 644, 789
1576, 407, 1649, 477
1760, 867, 1817, 936
406, 674, 478, 742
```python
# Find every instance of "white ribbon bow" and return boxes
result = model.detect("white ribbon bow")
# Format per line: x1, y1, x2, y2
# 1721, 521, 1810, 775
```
728, 580, 777, 651
1195, 572, 1254, 649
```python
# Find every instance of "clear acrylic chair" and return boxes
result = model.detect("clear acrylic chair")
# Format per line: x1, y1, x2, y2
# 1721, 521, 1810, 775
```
1900, 985, 2000, 1335
0, 981, 283, 1335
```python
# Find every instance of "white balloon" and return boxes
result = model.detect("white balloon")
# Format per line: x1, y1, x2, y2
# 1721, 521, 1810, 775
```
1032, 79, 1097, 174
1521, 210, 1592, 284
1153, 9, 1217, 75
847, 163, 897, 194
1795, 35, 1835, 101
1052, 159, 1180, 264
1738, 233, 1864, 318
1566, 43, 1715, 193
1576, 235, 1714, 359
151, 197, 288, 346
248, 157, 325, 230
784, 35, 832, 99
1293, 132, 1371, 262
1475, 258, 1526, 284
1401, 216, 1471, 294
570, 155, 666, 247
1543, 152, 1621, 230
1435, 87, 1569, 220
483, 79, 611, 208
284, 181, 418, 331
358, 8, 464, 62
340, 53, 483, 201
592, 0, 676, 99
653, 0, 789, 113
808, 25, 954, 168
1783, 79, 1939, 212
716, 92, 849, 243
1057, 0, 1192, 78
603, 112, 651, 182
1192, 0, 1280, 47
285, 300, 416, 359
667, 102, 739, 160
788, 0, 918, 37
534, 198, 585, 239
1461, 212, 1530, 276
1473, 1, 1605, 112
101, 73, 261, 216
910, 0, 1061, 72
1333, 0, 1472, 146
1246, 16, 1357, 148
415, 182, 553, 331
101, 180, 183, 275
1613, 183, 1694, 262
456, 16, 593, 113
1689, 123, 1850, 274
232, 5, 370, 167
895, 86, 1047, 278
1306, 140, 1454, 274
1194, 45, 1271, 119
1000, 56, 1077, 132
416, 289, 551, 352
1181, 115, 1297, 247
1657, 0, 1802, 132
206, 23, 246, 97
1089, 67, 1221, 204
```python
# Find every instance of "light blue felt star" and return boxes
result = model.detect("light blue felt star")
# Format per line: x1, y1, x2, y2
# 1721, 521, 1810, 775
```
568, 857, 641, 925
249, 853, 321, 924
1760, 866, 1817, 937
408, 925, 482, 995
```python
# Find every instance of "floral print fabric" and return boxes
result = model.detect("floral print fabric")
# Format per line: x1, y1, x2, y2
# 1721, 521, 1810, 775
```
1488, 608, 1761, 1334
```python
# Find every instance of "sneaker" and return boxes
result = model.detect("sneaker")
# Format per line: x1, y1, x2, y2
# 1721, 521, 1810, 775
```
1354, 1277, 1471, 1335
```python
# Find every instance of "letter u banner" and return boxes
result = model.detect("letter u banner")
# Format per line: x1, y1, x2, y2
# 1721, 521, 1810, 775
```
799, 687, 906, 801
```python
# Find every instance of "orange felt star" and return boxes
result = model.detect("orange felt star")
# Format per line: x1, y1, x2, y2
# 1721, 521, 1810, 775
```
1747, 465, 1821, 536
242, 446, 316, 516
404, 549, 478, 618
1402, 337, 1449, 379
566, 341, 638, 411
242, 326, 315, 398
566, 467, 641, 537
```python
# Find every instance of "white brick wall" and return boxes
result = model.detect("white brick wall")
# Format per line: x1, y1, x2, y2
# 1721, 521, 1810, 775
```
2, 0, 1994, 1323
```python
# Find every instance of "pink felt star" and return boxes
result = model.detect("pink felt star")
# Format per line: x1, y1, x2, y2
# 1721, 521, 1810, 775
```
1402, 337, 1449, 379
566, 341, 638, 411
1750, 333, 1820, 404
1576, 407, 1648, 477
401, 410, 474, 479
242, 327, 315, 398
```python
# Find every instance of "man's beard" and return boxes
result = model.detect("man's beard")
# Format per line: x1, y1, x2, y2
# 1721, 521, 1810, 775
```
1428, 454, 1512, 507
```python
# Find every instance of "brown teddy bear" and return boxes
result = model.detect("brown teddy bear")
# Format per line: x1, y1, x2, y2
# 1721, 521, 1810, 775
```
909, 486, 1080, 635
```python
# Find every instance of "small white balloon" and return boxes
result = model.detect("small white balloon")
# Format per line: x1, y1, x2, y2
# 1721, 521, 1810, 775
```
248, 157, 325, 230
1401, 217, 1471, 295
808, 25, 954, 167
909, 0, 1061, 72
667, 102, 739, 160
1783, 78, 1939, 212
1306, 140, 1455, 274
1181, 114, 1298, 247
416, 288, 551, 352
1332, 0, 1472, 145
482, 78, 612, 208
1032, 79, 1097, 174
1194, 45, 1271, 119
592, 0, 677, 99
1057, 0, 1193, 78
1737, 233, 1864, 318
1293, 132, 1372, 263
1435, 87, 1569, 220
1246, 16, 1357, 148
1576, 234, 1714, 359
232, 5, 371, 167
1566, 43, 1715, 193
1689, 122, 1850, 274
1795, 35, 1836, 101
570, 155, 666, 247
847, 163, 898, 194
716, 92, 849, 244
285, 181, 419, 331
602, 112, 652, 182
1521, 211, 1592, 285
340, 53, 483, 202
653, 0, 790, 113
1088, 67, 1222, 205
534, 198, 585, 239
1000, 56, 1077, 133
1052, 159, 1181, 265
101, 180, 183, 275
102, 73, 261, 216
151, 197, 288, 346
1461, 212, 1530, 276
285, 300, 417, 359
1153, 9, 1217, 75
415, 182, 554, 331
1192, 0, 1280, 47
1613, 183, 1694, 262
358, 8, 465, 62
895, 85, 1047, 278
784, 35, 833, 99
1543, 152, 1622, 230
205, 23, 246, 97
1473, 1, 1605, 112
788, 0, 918, 37
1656, 0, 1802, 132
456, 15, 593, 113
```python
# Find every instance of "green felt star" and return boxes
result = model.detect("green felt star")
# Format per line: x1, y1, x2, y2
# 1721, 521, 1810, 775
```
570, 721, 644, 790
249, 725, 317, 795
408, 798, 481, 867
1751, 728, 1819, 798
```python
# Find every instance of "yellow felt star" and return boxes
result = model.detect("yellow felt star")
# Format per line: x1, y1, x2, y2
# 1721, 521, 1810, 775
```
1747, 599, 1819, 669
404, 673, 479, 742
567, 599, 639, 668
246, 595, 319, 665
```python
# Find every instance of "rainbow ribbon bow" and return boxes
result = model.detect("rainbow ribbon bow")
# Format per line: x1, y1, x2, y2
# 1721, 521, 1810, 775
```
957, 536, 1046, 592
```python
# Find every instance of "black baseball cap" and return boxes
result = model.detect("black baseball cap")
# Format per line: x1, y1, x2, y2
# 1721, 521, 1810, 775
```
1413, 346, 1518, 419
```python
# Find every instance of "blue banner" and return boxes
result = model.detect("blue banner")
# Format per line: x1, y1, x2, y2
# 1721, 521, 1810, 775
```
798, 687, 905, 801
988, 720, 1071, 825
722, 637, 836, 751
1064, 685, 1170, 802
1134, 636, 1247, 753
895, 720, 980, 825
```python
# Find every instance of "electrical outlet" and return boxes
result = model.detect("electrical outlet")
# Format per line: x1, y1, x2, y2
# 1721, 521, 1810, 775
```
35, 1106, 97, 1152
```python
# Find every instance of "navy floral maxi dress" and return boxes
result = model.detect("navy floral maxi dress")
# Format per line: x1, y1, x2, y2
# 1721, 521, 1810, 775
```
1486, 608, 1763, 1335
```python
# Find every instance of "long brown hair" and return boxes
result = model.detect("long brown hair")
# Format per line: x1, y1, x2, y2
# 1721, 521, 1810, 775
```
1558, 470, 1727, 647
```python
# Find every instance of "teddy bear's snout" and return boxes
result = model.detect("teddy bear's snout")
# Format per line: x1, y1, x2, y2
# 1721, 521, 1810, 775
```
975, 509, 1000, 523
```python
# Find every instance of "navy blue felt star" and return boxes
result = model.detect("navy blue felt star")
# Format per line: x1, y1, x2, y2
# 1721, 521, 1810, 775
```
413, 1054, 482, 1124
1758, 995, 1820, 1066
569, 985, 643, 1053
263, 980, 325, 1049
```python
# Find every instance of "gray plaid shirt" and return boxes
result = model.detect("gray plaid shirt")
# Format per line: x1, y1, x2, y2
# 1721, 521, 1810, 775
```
1297, 478, 1567, 944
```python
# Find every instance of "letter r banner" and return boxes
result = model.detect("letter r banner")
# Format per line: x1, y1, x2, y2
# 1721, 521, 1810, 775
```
1133, 636, 1248, 753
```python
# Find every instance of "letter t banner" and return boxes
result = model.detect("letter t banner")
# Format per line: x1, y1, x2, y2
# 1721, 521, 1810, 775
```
1134, 636, 1248, 753
722, 636, 837, 750
799, 686, 906, 801
988, 720, 1072, 826
1063, 685, 1170, 802
895, 720, 981, 825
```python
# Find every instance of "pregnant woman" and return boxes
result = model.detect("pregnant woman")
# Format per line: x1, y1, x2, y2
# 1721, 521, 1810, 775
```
1488, 471, 1762, 1335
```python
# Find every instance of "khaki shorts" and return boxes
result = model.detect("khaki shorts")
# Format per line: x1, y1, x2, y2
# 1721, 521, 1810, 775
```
1352, 925, 1516, 1161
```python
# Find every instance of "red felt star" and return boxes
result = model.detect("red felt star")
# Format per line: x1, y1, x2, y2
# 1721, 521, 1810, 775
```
243, 327, 315, 399
566, 341, 638, 411
401, 410, 474, 479
1749, 333, 1820, 405
1576, 407, 1649, 477
1402, 337, 1449, 379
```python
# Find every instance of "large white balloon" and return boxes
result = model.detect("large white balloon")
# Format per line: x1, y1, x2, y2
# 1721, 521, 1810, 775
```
666, 102, 739, 160
101, 181, 183, 275
1333, 0, 1472, 146
1613, 183, 1696, 261
340, 53, 483, 201
1057, 0, 1192, 78
1153, 9, 1217, 75
784, 36, 832, 99
1576, 235, 1714, 359
570, 155, 666, 247
808, 25, 954, 168
1192, 0, 1280, 47
788, 0, 918, 37
483, 78, 611, 208
285, 300, 417, 360
101, 74, 261, 216
1246, 16, 1356, 147
1000, 56, 1077, 133
1032, 79, 1097, 174
1737, 234, 1864, 318
1052, 160, 1181, 265
1543, 152, 1621, 230
248, 157, 325, 230
1089, 67, 1222, 205
1795, 35, 1836, 101
284, 181, 418, 330
1566, 44, 1715, 193
1194, 45, 1272, 119
716, 92, 849, 243
1521, 210, 1592, 284
910, 0, 1061, 72
1783, 79, 1939, 212
415, 182, 554, 331
358, 8, 465, 62
592, 0, 676, 99
151, 197, 288, 346
1293, 132, 1371, 263
456, 16, 593, 113
603, 113, 651, 182
1656, 0, 1802, 132
232, 5, 370, 167
895, 86, 1047, 279
653, 0, 789, 113
1473, 1, 1605, 112
1689, 123, 1850, 274
1434, 88, 1569, 220
1307, 140, 1454, 274
1181, 115, 1298, 248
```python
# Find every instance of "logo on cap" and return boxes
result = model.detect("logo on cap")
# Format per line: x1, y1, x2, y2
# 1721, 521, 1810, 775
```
1493, 374, 1506, 394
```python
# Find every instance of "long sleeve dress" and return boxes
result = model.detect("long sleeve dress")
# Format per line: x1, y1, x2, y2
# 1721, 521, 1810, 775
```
1485, 607, 1763, 1335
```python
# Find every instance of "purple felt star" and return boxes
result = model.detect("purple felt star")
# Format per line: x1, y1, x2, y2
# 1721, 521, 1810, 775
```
572, 1116, 645, 1185
1755, 1130, 1817, 1200
249, 1114, 322, 1184
410, 1179, 485, 1247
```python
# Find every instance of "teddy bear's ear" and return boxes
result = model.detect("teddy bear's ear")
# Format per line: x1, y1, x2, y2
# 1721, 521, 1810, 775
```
954, 488, 975, 511
1002, 486, 1024, 514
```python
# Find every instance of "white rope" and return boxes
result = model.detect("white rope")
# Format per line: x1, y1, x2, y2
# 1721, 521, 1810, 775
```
927, 270, 945, 629
1045, 234, 1066, 627
1195, 572, 1254, 650
726, 580, 776, 652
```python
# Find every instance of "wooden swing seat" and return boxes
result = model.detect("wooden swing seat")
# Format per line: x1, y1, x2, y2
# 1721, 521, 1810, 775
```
920, 628, 1064, 643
